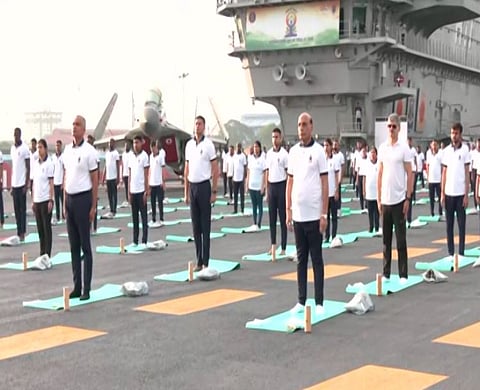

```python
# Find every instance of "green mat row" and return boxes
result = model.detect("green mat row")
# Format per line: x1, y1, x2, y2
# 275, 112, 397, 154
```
346, 275, 423, 296
415, 255, 477, 272
0, 252, 72, 270
154, 259, 240, 282
166, 232, 225, 242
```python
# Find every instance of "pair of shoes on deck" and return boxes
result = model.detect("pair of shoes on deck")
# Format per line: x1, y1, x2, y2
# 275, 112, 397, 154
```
290, 302, 325, 316
69, 290, 90, 301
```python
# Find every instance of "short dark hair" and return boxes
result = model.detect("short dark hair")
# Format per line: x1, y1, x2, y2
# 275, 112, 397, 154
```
451, 122, 463, 133
272, 128, 282, 135
133, 135, 143, 142
56, 139, 62, 145
31, 138, 37, 143
195, 115, 206, 125
37, 139, 47, 149
87, 134, 95, 141
324, 138, 333, 147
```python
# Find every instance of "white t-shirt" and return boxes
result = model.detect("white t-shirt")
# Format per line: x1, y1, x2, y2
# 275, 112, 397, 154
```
333, 151, 345, 181
51, 153, 64, 186
10, 142, 31, 188
122, 151, 132, 177
326, 156, 340, 197
232, 152, 247, 182
248, 154, 266, 191
288, 141, 328, 222
426, 151, 442, 183
471, 149, 480, 171
474, 152, 480, 171
409, 146, 418, 171
416, 151, 425, 173
63, 140, 98, 195
149, 152, 165, 186
32, 156, 54, 203
442, 143, 471, 196
357, 156, 368, 176
128, 151, 150, 194
105, 149, 120, 180
30, 151, 39, 180
378, 141, 411, 205
185, 137, 216, 183
226, 153, 234, 177
265, 147, 288, 183
221, 151, 229, 174
364, 159, 379, 200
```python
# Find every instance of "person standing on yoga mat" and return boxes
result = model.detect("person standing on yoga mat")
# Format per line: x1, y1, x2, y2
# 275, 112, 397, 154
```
184, 115, 218, 272
426, 140, 443, 218
63, 115, 98, 301
122, 140, 133, 204
103, 138, 120, 218
0, 150, 4, 229
441, 122, 470, 259
265, 128, 289, 256
128, 135, 150, 245
377, 113, 413, 285
87, 135, 100, 234
286, 112, 329, 316
246, 140, 266, 232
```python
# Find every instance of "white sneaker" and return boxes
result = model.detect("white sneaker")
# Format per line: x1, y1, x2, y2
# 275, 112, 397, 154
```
382, 276, 390, 283
315, 304, 325, 316
290, 303, 305, 315
51, 218, 58, 226
375, 228, 383, 237
399, 277, 408, 285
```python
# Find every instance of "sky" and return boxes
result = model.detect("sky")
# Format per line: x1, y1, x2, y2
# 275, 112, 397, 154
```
0, 0, 277, 140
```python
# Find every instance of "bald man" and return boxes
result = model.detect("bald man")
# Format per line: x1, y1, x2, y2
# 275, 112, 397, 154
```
63, 116, 99, 300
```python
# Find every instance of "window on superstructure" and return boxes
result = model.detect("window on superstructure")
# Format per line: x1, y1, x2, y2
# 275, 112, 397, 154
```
352, 6, 366, 35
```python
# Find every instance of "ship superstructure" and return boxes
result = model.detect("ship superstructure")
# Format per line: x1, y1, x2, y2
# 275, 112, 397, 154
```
217, 0, 480, 144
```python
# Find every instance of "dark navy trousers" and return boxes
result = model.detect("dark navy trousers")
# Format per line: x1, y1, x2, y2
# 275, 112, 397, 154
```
189, 180, 212, 267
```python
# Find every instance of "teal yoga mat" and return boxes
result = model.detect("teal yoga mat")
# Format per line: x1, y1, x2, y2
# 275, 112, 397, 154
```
346, 274, 423, 296
166, 232, 225, 242
23, 283, 123, 310
96, 243, 148, 254
352, 230, 379, 239
99, 212, 131, 219
245, 299, 347, 333
466, 207, 478, 215
28, 221, 65, 227
322, 233, 358, 248
0, 233, 40, 246
220, 212, 252, 218
415, 255, 477, 272
0, 252, 72, 270
417, 215, 440, 222
221, 225, 270, 234
2, 223, 18, 230
154, 259, 240, 282
242, 244, 297, 261
465, 247, 480, 257
164, 197, 183, 204
414, 198, 429, 205
58, 227, 121, 237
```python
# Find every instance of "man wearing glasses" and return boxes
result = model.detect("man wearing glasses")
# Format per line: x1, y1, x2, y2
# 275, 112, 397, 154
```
377, 114, 413, 284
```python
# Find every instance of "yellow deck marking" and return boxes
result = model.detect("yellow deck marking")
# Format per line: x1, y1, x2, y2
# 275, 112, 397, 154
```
0, 326, 106, 361
272, 264, 367, 282
366, 247, 438, 260
434, 321, 480, 348
135, 289, 264, 315
304, 364, 448, 390
432, 234, 479, 245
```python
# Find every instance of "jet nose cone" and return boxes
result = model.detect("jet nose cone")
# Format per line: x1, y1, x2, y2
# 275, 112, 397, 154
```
140, 106, 161, 137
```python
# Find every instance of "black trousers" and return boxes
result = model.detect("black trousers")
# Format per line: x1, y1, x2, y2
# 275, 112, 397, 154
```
382, 201, 408, 278
357, 175, 365, 209
472, 169, 478, 208
417, 171, 425, 188
294, 220, 324, 306
123, 176, 129, 202
249, 189, 263, 227
150, 185, 164, 222
233, 180, 245, 213
0, 183, 4, 225
34, 201, 52, 257
54, 184, 64, 220
131, 192, 148, 244
227, 176, 233, 200
223, 172, 227, 195
189, 180, 212, 267
428, 182, 442, 216
66, 191, 93, 293
367, 199, 380, 232
268, 180, 287, 250
12, 186, 27, 236
336, 183, 342, 211
106, 179, 118, 214
325, 196, 338, 241
445, 195, 466, 256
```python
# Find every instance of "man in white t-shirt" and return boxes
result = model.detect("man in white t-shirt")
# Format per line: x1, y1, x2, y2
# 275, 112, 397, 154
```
226, 145, 234, 201
265, 128, 289, 256
221, 146, 229, 197
441, 123, 471, 258
0, 149, 4, 228
286, 112, 329, 316
377, 113, 413, 284
121, 141, 133, 204
416, 145, 425, 189
129, 135, 150, 245
10, 127, 31, 241
63, 116, 99, 300
356, 147, 368, 210
407, 136, 418, 226
332, 140, 345, 214
29, 138, 39, 195
232, 143, 247, 214
471, 139, 480, 210
103, 138, 120, 217
426, 140, 443, 217
149, 139, 166, 227
87, 135, 100, 233
51, 140, 65, 224
184, 115, 219, 271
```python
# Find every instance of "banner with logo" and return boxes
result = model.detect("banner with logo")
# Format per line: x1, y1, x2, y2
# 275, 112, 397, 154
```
245, 0, 339, 51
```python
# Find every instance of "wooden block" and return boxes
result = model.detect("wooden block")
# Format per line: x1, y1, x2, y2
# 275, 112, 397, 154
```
376, 273, 382, 296
271, 245, 276, 262
63, 287, 70, 311
119, 237, 125, 254
188, 261, 194, 282
22, 252, 28, 271
453, 254, 459, 273
304, 305, 312, 333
